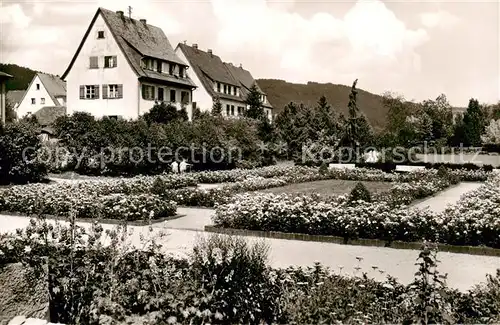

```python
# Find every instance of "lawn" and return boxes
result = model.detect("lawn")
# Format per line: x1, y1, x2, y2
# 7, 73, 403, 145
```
259, 179, 393, 197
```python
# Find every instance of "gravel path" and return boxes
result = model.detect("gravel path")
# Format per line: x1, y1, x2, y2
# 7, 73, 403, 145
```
0, 211, 498, 292
412, 182, 483, 213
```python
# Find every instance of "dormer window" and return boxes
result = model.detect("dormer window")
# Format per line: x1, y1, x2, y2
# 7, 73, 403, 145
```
217, 82, 221, 92
97, 31, 105, 39
169, 64, 175, 75
179, 67, 184, 78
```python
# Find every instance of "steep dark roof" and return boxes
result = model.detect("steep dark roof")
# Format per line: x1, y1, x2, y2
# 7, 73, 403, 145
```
177, 43, 242, 101
224, 63, 273, 109
33, 106, 67, 126
6, 90, 25, 105
38, 73, 66, 105
62, 8, 195, 88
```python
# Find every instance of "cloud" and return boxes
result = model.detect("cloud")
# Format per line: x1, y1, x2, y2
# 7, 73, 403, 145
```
211, 0, 430, 94
0, 4, 31, 28
420, 10, 460, 29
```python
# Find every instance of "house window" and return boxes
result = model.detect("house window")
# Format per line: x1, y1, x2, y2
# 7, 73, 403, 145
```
81, 85, 99, 99
158, 87, 164, 101
36, 84, 40, 90
170, 89, 176, 102
233, 87, 237, 96
31, 98, 35, 105
223, 84, 227, 94
179, 67, 184, 78
226, 104, 230, 116
104, 84, 122, 99
41, 98, 45, 105
89, 56, 99, 69
169, 64, 175, 75
145, 59, 154, 70
142, 84, 155, 100
157, 61, 162, 73
217, 82, 221, 92
97, 31, 105, 39
238, 106, 244, 115
181, 91, 189, 104
104, 56, 117, 68
230, 105, 235, 115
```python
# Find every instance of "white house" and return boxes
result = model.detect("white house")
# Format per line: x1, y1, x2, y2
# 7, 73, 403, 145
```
61, 7, 196, 120
175, 43, 273, 120
17, 72, 66, 118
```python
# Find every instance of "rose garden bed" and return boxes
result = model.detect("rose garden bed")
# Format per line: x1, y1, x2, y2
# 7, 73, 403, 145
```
0, 166, 492, 221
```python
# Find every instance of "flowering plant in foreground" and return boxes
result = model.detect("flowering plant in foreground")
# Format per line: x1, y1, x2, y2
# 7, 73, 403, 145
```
0, 219, 499, 324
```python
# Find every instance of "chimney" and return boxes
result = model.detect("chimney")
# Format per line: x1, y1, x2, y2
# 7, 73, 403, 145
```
116, 10, 124, 17
208, 49, 212, 55
192, 43, 198, 49
140, 19, 147, 24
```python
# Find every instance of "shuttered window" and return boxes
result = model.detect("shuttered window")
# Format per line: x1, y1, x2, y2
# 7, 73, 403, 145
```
170, 89, 176, 102
142, 84, 155, 100
80, 85, 99, 99
103, 84, 123, 99
89, 56, 98, 69
104, 56, 117, 68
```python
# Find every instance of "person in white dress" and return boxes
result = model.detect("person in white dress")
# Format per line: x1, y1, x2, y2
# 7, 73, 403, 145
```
171, 160, 179, 173
179, 158, 188, 173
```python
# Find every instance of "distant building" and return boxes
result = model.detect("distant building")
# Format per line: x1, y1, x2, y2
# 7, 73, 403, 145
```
61, 7, 196, 120
0, 71, 12, 124
17, 72, 66, 118
175, 43, 273, 120
32, 106, 67, 142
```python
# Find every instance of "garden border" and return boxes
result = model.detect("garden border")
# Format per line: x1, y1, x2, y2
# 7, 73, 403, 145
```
0, 211, 185, 227
204, 226, 500, 257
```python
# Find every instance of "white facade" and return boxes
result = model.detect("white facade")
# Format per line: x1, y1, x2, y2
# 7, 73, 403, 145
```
65, 13, 193, 120
175, 48, 213, 113
65, 14, 139, 119
17, 75, 58, 118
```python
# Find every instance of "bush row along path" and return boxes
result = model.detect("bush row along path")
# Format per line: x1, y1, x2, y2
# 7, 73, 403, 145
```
411, 182, 484, 213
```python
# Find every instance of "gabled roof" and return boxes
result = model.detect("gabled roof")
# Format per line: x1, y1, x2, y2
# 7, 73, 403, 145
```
224, 63, 272, 109
33, 106, 67, 126
18, 72, 66, 107
177, 43, 242, 101
62, 8, 195, 88
38, 73, 66, 105
6, 90, 25, 105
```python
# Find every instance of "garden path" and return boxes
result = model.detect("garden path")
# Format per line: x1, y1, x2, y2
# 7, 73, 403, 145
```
412, 182, 483, 213
0, 211, 499, 292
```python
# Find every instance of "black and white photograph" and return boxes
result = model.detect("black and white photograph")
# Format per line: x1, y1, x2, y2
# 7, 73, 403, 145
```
0, 0, 499, 323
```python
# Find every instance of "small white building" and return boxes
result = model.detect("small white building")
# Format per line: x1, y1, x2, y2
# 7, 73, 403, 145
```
16, 72, 66, 118
175, 43, 273, 120
61, 7, 196, 120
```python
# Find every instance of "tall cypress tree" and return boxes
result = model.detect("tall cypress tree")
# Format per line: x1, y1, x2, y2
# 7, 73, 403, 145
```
212, 96, 222, 116
244, 84, 265, 120
463, 98, 484, 146
347, 79, 359, 148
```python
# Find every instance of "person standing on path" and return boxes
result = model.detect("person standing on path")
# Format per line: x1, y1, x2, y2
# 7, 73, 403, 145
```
171, 160, 179, 173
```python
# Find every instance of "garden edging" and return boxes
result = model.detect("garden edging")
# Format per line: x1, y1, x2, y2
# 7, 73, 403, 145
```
204, 225, 500, 257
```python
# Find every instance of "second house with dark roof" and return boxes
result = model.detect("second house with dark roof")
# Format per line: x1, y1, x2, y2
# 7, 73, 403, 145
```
62, 8, 197, 120
175, 43, 273, 120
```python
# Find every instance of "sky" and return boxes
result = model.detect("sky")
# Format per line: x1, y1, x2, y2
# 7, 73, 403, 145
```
1, 0, 499, 107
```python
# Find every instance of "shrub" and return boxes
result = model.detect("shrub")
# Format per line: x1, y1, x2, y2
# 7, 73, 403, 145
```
349, 182, 372, 202
319, 161, 328, 175
0, 122, 47, 184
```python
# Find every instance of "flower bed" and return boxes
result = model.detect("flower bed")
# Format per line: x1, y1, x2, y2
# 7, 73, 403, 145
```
213, 175, 500, 248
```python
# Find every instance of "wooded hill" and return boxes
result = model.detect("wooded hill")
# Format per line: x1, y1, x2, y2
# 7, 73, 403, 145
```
257, 79, 389, 130
0, 63, 39, 91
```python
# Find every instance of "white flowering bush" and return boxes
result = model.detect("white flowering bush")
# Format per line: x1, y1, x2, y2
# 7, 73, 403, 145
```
214, 174, 500, 248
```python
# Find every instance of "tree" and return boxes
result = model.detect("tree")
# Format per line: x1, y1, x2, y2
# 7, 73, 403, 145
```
5, 99, 17, 123
143, 102, 179, 124
244, 84, 265, 120
178, 106, 189, 122
481, 119, 500, 144
212, 96, 222, 116
346, 79, 360, 148
314, 95, 338, 137
421, 94, 454, 143
462, 98, 484, 146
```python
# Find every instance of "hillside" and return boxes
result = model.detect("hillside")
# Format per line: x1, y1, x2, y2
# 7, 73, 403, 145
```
257, 79, 388, 129
0, 63, 38, 91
